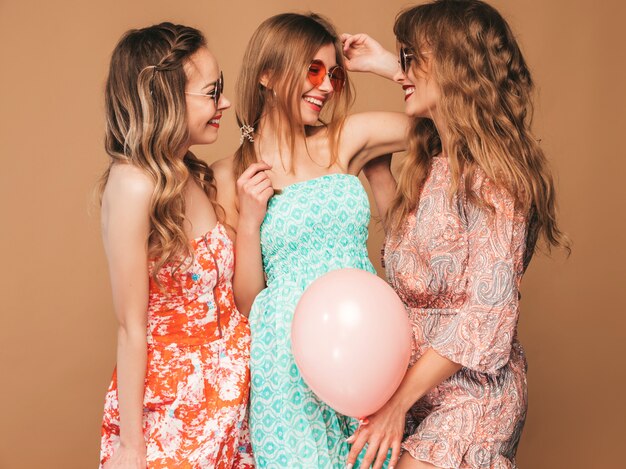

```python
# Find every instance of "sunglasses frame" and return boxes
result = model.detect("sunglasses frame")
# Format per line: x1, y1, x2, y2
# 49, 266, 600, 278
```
399, 47, 414, 74
185, 71, 224, 106
307, 59, 346, 92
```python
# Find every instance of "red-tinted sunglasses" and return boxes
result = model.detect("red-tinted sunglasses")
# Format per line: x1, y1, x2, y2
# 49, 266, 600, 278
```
307, 59, 346, 92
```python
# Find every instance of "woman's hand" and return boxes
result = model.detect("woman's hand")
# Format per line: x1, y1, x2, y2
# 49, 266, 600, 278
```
341, 33, 399, 79
345, 400, 406, 469
236, 162, 273, 231
103, 442, 147, 469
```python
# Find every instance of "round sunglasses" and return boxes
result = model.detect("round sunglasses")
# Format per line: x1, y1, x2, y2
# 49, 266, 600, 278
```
307, 60, 346, 92
399, 47, 414, 74
185, 71, 224, 106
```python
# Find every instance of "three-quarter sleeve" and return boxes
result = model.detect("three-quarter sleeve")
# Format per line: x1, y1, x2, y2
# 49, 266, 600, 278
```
428, 175, 527, 374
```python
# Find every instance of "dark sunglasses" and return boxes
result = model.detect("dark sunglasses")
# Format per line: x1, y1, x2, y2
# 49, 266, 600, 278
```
307, 60, 346, 92
185, 71, 224, 106
399, 47, 414, 74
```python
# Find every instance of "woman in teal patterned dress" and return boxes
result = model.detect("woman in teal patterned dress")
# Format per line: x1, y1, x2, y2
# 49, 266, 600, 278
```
212, 13, 408, 468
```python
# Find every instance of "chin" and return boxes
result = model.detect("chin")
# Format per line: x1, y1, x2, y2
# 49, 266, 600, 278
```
299, 107, 319, 126
302, 114, 319, 126
191, 134, 218, 145
404, 104, 426, 119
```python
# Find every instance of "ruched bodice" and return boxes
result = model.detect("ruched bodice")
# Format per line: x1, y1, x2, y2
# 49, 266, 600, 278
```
248, 173, 384, 468
260, 173, 375, 285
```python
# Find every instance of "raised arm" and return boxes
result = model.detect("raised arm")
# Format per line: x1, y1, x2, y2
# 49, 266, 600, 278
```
340, 33, 410, 173
212, 157, 273, 316
343, 112, 409, 174
101, 165, 153, 468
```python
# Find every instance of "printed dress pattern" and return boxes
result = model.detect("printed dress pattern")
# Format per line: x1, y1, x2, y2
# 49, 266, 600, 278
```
100, 223, 254, 468
384, 157, 529, 469
248, 174, 388, 468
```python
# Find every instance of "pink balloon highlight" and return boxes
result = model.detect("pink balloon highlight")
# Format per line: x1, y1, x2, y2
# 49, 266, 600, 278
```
292, 268, 411, 418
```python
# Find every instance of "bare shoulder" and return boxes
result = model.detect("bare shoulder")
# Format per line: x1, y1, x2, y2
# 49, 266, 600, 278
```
211, 154, 236, 188
211, 155, 237, 204
102, 164, 154, 215
105, 164, 154, 199
211, 155, 238, 232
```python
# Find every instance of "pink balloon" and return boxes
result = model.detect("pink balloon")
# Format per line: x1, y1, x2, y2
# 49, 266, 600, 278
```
292, 268, 411, 418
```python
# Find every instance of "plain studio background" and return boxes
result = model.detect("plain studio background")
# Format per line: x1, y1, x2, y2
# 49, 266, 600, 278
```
1, 0, 624, 467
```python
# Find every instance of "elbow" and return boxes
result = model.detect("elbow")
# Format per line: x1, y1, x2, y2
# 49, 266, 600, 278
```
233, 280, 263, 317
116, 318, 148, 346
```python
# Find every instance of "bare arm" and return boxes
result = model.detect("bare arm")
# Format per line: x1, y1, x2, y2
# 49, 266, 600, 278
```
342, 33, 400, 82
343, 112, 410, 173
339, 33, 410, 173
213, 157, 273, 316
101, 165, 153, 468
386, 349, 461, 414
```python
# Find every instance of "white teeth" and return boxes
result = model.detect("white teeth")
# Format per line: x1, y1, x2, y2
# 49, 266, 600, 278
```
209, 119, 220, 124
404, 87, 415, 96
303, 97, 323, 107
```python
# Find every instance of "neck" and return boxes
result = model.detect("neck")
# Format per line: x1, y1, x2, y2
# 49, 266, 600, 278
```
256, 110, 307, 167
431, 110, 450, 159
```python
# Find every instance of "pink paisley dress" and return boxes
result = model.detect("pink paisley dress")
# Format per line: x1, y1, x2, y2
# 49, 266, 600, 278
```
384, 157, 529, 469
100, 223, 254, 468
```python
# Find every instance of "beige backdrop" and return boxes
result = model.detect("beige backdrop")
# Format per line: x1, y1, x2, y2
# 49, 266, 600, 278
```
1, 0, 624, 467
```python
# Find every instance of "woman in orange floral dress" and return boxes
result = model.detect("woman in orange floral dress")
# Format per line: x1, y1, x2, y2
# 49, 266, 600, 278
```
98, 23, 253, 468
342, 1, 569, 468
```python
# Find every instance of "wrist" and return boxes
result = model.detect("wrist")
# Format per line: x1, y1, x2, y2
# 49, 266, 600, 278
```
388, 387, 419, 414
119, 434, 146, 452
237, 217, 262, 234
372, 50, 401, 80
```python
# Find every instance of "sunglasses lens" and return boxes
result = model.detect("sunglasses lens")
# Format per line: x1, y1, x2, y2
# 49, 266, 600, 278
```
329, 66, 346, 92
400, 48, 414, 73
215, 72, 223, 104
307, 60, 326, 87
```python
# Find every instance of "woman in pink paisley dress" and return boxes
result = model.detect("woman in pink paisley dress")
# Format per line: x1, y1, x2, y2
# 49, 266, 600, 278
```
342, 1, 569, 468
98, 23, 253, 468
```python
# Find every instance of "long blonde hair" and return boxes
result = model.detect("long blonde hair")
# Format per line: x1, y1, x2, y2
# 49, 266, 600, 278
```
234, 13, 353, 178
390, 0, 569, 261
99, 23, 222, 281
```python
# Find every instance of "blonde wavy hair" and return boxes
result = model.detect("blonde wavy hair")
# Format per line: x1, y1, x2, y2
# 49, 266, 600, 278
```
99, 23, 222, 282
389, 0, 569, 262
234, 13, 353, 179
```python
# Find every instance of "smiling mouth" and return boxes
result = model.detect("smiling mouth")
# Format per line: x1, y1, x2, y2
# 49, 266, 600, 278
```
209, 115, 221, 128
303, 95, 325, 112
403, 86, 415, 101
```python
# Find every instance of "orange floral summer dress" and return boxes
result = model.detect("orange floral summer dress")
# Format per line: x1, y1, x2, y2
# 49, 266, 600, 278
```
100, 223, 254, 468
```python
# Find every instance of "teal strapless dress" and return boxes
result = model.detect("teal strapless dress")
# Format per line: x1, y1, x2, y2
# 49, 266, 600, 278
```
249, 174, 387, 468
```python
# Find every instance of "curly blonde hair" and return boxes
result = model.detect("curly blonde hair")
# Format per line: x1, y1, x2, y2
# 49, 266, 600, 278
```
99, 23, 223, 282
389, 0, 569, 261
